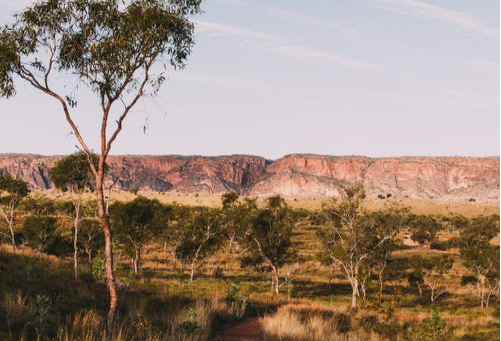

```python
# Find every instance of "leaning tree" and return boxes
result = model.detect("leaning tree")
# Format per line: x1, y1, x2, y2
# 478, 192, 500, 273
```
0, 0, 201, 335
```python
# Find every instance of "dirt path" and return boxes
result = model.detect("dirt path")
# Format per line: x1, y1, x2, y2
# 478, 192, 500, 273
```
217, 317, 262, 341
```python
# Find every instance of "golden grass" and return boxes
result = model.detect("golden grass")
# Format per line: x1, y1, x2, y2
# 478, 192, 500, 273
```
34, 189, 499, 216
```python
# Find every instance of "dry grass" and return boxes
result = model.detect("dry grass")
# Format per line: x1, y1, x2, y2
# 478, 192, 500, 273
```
34, 189, 499, 216
262, 303, 389, 341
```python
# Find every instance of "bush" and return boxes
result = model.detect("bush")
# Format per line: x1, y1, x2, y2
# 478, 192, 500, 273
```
416, 307, 450, 341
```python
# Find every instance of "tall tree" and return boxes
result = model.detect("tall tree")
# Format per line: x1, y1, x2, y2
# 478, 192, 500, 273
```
317, 185, 406, 310
244, 195, 296, 294
50, 151, 100, 279
0, 175, 30, 249
0, 0, 201, 335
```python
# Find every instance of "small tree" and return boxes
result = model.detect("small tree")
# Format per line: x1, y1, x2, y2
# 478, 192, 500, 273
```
244, 196, 296, 294
409, 255, 453, 303
364, 240, 398, 298
161, 204, 186, 269
408, 214, 442, 249
176, 206, 222, 282
50, 151, 100, 279
79, 218, 104, 266
22, 216, 59, 255
458, 215, 500, 308
110, 197, 166, 274
0, 175, 30, 249
220, 192, 256, 255
416, 306, 449, 341
317, 185, 405, 310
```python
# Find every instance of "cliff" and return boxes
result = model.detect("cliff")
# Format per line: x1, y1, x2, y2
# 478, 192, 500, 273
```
0, 153, 498, 202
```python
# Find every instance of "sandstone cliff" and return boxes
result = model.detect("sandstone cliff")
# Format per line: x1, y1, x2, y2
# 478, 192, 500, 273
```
0, 153, 498, 202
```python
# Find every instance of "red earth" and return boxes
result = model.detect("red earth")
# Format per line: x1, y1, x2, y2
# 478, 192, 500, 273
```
216, 317, 262, 341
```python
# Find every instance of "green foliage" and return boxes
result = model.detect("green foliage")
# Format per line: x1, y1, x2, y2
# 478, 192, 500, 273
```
175, 206, 222, 280
130, 187, 140, 196
21, 215, 60, 254
30, 294, 53, 328
20, 196, 59, 216
49, 151, 101, 192
457, 215, 500, 307
245, 195, 296, 269
92, 257, 106, 281
111, 196, 167, 273
317, 184, 407, 307
79, 218, 104, 263
0, 0, 201, 100
0, 174, 30, 198
458, 215, 499, 272
407, 214, 442, 247
221, 192, 239, 209
416, 307, 449, 341
177, 307, 199, 334
408, 255, 454, 302
0, 175, 30, 244
220, 193, 256, 253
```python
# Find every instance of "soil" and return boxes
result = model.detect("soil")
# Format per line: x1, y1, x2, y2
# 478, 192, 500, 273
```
216, 317, 262, 341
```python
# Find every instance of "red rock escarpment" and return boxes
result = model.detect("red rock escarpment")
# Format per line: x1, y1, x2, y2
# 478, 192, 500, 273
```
0, 153, 498, 202
253, 154, 499, 202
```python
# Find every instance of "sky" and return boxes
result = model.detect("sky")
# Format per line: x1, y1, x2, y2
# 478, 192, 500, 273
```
0, 0, 499, 159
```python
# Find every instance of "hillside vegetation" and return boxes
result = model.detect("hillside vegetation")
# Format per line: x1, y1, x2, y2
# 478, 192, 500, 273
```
0, 189, 499, 341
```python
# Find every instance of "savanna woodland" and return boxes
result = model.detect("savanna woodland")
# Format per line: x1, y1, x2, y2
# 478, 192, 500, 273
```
0, 1, 499, 341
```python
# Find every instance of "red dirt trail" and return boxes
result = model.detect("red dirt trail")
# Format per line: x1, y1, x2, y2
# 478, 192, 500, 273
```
217, 317, 262, 341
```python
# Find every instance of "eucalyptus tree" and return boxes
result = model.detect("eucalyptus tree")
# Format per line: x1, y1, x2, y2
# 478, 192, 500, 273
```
79, 218, 104, 266
220, 192, 257, 255
317, 185, 406, 310
162, 204, 188, 269
110, 197, 167, 274
458, 215, 500, 308
409, 255, 454, 303
0, 175, 30, 249
0, 0, 201, 333
176, 206, 222, 282
221, 192, 241, 253
50, 151, 100, 279
22, 215, 59, 255
408, 214, 442, 249
244, 195, 296, 294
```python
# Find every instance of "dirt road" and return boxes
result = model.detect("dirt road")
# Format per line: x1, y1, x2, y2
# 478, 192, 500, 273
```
217, 317, 262, 341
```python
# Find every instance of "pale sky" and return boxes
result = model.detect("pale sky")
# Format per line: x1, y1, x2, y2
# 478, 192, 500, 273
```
0, 0, 499, 159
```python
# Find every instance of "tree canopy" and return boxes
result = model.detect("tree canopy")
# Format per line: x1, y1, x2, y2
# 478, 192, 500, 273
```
50, 152, 102, 192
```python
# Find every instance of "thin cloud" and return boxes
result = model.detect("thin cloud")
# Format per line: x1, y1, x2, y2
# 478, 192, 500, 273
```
170, 73, 273, 90
258, 4, 352, 34
196, 20, 381, 71
375, 0, 498, 39
214, 0, 352, 34
272, 45, 383, 71
195, 20, 277, 42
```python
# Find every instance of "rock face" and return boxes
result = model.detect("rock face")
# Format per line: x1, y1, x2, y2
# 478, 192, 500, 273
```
257, 154, 499, 202
0, 153, 498, 202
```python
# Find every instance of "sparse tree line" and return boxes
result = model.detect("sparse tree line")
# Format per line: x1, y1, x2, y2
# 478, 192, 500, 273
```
1, 164, 498, 313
